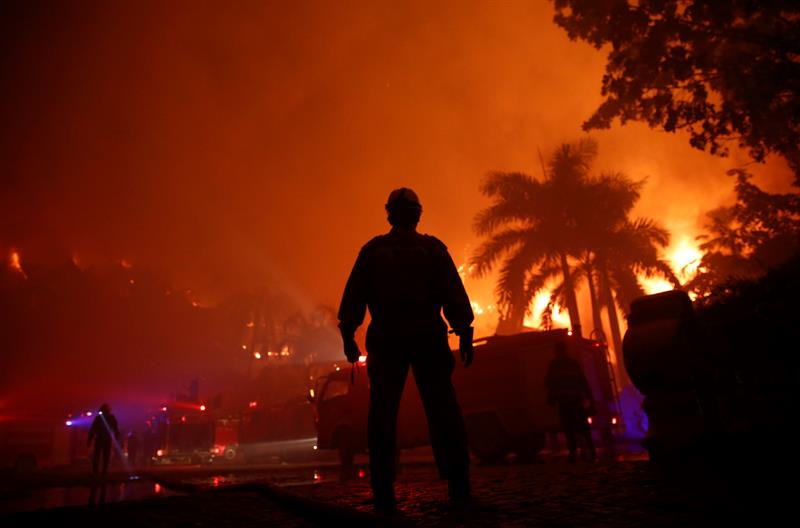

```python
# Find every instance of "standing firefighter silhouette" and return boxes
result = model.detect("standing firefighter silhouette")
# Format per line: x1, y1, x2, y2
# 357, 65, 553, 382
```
338, 187, 475, 510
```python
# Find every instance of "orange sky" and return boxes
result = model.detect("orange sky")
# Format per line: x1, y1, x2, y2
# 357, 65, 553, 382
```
2, 0, 795, 317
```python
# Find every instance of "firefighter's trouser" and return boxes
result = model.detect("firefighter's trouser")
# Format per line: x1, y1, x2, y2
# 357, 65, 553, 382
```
366, 330, 470, 494
557, 397, 596, 460
92, 442, 111, 478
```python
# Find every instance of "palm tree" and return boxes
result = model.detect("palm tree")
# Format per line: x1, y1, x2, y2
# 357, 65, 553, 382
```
471, 139, 603, 335
472, 140, 679, 350
591, 219, 680, 382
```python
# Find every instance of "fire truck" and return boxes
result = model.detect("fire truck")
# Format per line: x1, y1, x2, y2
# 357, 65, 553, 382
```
311, 329, 621, 465
150, 404, 217, 465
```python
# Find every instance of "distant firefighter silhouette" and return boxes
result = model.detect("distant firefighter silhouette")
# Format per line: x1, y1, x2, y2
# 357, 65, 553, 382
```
338, 187, 475, 510
545, 342, 597, 462
87, 403, 120, 483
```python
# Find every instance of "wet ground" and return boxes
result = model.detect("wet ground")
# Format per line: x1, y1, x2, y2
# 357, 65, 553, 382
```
1, 442, 788, 526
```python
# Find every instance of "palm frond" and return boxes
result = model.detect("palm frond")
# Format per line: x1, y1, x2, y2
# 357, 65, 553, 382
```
469, 227, 531, 278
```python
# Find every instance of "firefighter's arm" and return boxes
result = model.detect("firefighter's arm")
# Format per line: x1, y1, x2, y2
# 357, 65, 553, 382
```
436, 243, 475, 366
437, 244, 474, 334
338, 248, 369, 362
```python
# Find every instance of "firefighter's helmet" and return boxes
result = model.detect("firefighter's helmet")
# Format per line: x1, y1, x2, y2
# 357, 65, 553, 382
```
385, 187, 422, 212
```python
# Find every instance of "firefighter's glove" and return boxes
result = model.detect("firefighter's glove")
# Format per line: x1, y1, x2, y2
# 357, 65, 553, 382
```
456, 326, 474, 368
342, 335, 361, 364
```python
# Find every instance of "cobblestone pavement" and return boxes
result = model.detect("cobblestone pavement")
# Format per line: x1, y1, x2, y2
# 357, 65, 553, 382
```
1, 454, 788, 527
292, 458, 788, 527
1, 489, 318, 528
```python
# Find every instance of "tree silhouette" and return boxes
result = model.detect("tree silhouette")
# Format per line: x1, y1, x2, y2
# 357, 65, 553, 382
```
553, 1, 800, 184
471, 139, 603, 335
688, 169, 800, 296
472, 139, 677, 378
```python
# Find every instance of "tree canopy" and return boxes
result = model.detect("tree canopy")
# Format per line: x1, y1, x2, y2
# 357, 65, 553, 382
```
552, 1, 800, 183
688, 169, 800, 296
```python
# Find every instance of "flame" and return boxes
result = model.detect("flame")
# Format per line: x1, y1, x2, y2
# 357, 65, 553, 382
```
640, 277, 674, 295
523, 294, 570, 329
668, 237, 702, 282
8, 249, 27, 279
469, 300, 496, 317
640, 236, 703, 295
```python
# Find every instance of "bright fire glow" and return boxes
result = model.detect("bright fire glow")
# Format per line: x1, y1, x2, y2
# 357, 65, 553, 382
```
670, 237, 702, 280
640, 276, 674, 295
523, 295, 571, 329
640, 236, 703, 295
8, 250, 27, 279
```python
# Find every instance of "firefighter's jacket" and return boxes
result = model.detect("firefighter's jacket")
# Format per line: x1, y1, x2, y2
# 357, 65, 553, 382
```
88, 413, 120, 448
338, 228, 474, 340
545, 356, 594, 403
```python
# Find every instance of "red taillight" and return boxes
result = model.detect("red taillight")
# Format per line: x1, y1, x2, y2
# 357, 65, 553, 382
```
587, 416, 593, 425
611, 417, 618, 425
157, 449, 164, 457
248, 401, 258, 408
200, 404, 206, 411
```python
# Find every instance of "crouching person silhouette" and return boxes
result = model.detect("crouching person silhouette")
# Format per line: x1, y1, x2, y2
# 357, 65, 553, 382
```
338, 188, 475, 511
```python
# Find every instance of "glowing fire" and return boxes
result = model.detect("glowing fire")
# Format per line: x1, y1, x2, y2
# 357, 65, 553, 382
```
8, 250, 27, 279
640, 236, 703, 295
523, 295, 570, 329
669, 237, 702, 281
470, 300, 495, 317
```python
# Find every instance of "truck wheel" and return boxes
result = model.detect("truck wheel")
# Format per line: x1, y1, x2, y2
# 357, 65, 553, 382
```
464, 412, 509, 464
335, 428, 355, 468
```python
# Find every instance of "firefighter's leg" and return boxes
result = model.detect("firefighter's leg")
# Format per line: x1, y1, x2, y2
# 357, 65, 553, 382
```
581, 425, 597, 461
101, 443, 111, 478
560, 405, 578, 462
411, 340, 470, 499
91, 447, 101, 478
367, 351, 409, 503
